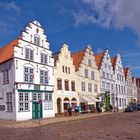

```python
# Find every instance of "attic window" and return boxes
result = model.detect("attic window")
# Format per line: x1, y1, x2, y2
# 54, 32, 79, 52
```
34, 34, 40, 45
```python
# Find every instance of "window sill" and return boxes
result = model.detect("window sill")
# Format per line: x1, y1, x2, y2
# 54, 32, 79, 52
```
18, 110, 30, 112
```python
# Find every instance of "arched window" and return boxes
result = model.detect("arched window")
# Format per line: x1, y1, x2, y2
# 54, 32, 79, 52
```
57, 79, 62, 90
65, 80, 69, 91
71, 81, 75, 91
34, 34, 40, 45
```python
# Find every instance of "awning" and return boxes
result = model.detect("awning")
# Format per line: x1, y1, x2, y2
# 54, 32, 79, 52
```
89, 96, 101, 102
80, 96, 95, 105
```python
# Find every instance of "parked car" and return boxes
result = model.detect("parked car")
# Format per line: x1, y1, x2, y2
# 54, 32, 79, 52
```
124, 105, 134, 112
137, 104, 140, 111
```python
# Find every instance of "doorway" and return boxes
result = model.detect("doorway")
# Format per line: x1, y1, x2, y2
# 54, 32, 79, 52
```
57, 98, 61, 114
32, 101, 42, 119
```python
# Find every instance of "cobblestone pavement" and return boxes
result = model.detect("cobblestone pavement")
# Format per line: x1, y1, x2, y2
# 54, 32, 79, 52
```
0, 112, 140, 140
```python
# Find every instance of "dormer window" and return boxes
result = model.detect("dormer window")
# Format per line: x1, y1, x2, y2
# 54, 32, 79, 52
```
34, 34, 40, 45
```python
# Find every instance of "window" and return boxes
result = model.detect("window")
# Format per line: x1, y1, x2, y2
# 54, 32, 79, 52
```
62, 66, 65, 72
111, 75, 113, 80
25, 48, 34, 61
119, 98, 121, 107
105, 63, 107, 68
24, 67, 34, 83
34, 34, 40, 45
85, 69, 88, 78
102, 81, 105, 89
107, 83, 110, 89
40, 70, 48, 84
65, 67, 67, 73
6, 92, 12, 112
94, 84, 98, 92
91, 71, 95, 80
65, 80, 69, 91
32, 93, 42, 101
111, 84, 114, 90
88, 83, 92, 92
19, 92, 29, 111
68, 68, 70, 74
81, 82, 85, 91
41, 53, 48, 64
102, 71, 105, 78
57, 79, 62, 90
107, 73, 109, 79
116, 84, 118, 92
44, 93, 53, 110
71, 81, 75, 91
3, 69, 9, 84
88, 59, 92, 66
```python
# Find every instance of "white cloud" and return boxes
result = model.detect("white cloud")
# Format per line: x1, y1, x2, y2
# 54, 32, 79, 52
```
0, 1, 20, 12
73, 0, 140, 46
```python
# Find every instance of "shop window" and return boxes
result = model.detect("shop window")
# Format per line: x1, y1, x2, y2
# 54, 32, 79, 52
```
44, 93, 53, 110
19, 92, 29, 111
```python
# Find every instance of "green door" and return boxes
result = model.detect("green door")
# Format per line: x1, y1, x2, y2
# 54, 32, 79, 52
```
32, 102, 42, 119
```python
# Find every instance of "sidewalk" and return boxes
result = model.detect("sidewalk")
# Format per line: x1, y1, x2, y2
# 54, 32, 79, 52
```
0, 111, 120, 128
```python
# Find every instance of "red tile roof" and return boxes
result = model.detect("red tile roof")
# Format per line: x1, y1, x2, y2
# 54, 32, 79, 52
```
0, 36, 21, 64
71, 51, 85, 71
94, 52, 105, 69
111, 56, 117, 70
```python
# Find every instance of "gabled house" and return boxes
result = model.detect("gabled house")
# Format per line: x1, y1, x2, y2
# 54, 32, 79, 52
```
53, 44, 79, 115
95, 49, 115, 109
124, 67, 137, 103
71, 45, 100, 112
111, 54, 127, 110
0, 21, 55, 121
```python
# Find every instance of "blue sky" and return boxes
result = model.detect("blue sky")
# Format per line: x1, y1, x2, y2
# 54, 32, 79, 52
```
0, 0, 140, 77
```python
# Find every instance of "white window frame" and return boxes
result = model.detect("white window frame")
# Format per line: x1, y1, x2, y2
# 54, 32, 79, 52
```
34, 34, 40, 45
19, 92, 29, 112
3, 69, 9, 84
25, 48, 34, 61
41, 53, 48, 64
94, 84, 98, 93
6, 92, 12, 112
44, 93, 53, 110
81, 82, 85, 91
91, 71, 95, 80
88, 83, 92, 92
24, 67, 34, 83
40, 70, 49, 84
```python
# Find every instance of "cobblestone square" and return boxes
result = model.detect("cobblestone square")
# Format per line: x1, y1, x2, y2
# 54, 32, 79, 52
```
0, 112, 140, 140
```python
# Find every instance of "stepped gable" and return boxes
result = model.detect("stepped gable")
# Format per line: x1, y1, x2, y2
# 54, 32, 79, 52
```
94, 52, 105, 69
